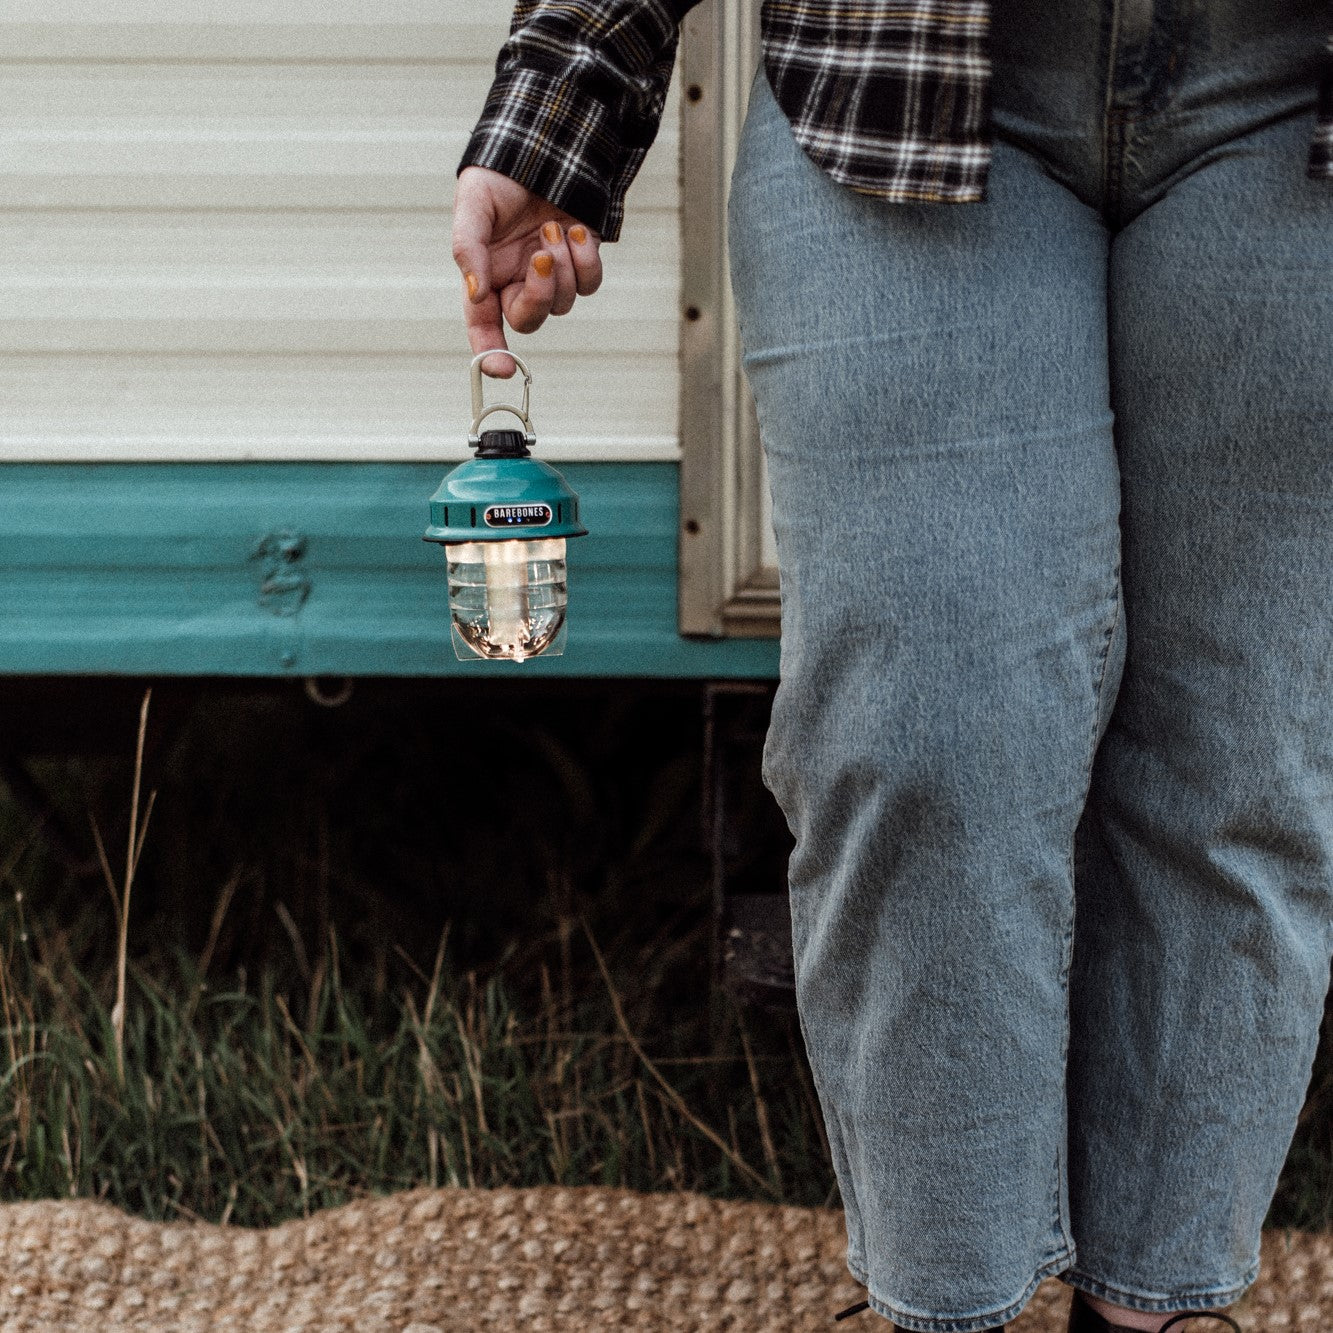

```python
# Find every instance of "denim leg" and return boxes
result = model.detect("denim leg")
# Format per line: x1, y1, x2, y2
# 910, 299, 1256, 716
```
727, 71, 1124, 1332
1065, 108, 1333, 1313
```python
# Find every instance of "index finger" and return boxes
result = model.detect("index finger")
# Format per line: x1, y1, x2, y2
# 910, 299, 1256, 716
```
463, 289, 517, 378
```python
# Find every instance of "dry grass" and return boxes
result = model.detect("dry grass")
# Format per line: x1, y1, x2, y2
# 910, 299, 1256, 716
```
0, 679, 1328, 1234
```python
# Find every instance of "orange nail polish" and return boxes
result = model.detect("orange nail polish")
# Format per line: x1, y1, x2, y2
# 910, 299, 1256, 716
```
532, 252, 554, 278
542, 221, 562, 245
464, 272, 478, 300
569, 225, 588, 245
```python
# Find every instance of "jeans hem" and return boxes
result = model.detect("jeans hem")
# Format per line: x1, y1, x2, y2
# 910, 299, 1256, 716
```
845, 1248, 1075, 1332
1058, 1259, 1260, 1314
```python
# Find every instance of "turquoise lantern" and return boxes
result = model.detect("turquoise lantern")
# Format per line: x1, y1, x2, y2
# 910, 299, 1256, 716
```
424, 351, 588, 662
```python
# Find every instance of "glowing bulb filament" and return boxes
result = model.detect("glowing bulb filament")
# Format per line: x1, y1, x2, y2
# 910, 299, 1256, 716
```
484, 541, 530, 662
445, 537, 568, 662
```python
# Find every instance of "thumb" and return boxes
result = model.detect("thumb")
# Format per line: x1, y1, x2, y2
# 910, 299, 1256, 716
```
451, 171, 495, 304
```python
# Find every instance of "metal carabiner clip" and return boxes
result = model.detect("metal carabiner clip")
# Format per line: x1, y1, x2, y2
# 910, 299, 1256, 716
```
468, 349, 536, 446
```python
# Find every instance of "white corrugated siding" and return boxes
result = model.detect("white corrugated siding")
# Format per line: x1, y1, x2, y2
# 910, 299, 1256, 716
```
0, 1, 681, 461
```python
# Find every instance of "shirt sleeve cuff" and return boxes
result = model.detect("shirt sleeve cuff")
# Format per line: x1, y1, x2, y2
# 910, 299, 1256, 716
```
458, 64, 639, 242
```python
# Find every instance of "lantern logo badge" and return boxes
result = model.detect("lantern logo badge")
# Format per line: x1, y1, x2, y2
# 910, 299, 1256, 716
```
484, 503, 553, 528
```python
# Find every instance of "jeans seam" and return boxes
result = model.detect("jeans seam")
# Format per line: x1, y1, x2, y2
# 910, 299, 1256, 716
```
1059, 556, 1123, 1260
1100, 0, 1124, 212
1077, 556, 1124, 828
792, 999, 867, 1270
847, 1247, 1076, 1332
1059, 1256, 1261, 1314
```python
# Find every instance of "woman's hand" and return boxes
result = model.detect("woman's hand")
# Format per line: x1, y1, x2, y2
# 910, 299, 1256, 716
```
452, 166, 603, 378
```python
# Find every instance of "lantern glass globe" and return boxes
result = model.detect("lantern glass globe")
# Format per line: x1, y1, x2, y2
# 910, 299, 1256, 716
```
446, 537, 568, 662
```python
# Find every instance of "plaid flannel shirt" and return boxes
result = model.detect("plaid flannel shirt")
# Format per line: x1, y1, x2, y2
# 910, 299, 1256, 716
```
460, 0, 1333, 241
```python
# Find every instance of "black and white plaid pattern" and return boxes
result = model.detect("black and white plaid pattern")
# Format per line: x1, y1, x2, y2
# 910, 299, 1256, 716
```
760, 0, 991, 205
460, 0, 1333, 240
459, 0, 691, 242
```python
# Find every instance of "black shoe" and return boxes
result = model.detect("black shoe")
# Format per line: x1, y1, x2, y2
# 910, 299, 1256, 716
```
831, 1296, 1004, 1329
1068, 1288, 1243, 1331
832, 1300, 872, 1321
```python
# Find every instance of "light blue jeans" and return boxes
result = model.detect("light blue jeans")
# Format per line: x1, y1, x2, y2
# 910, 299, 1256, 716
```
726, 0, 1333, 1328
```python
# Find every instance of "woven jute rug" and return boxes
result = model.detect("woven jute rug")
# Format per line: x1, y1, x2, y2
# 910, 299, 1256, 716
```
0, 1187, 1325, 1330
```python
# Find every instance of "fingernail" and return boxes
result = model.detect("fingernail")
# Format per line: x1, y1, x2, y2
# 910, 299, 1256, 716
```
569, 225, 588, 245
532, 252, 554, 278
464, 272, 478, 300
541, 221, 562, 245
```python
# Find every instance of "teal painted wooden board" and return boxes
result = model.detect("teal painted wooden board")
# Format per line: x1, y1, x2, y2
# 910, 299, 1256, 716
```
0, 463, 779, 678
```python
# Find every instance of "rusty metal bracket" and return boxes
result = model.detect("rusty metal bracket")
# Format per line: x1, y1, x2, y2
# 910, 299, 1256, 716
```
703, 681, 795, 1011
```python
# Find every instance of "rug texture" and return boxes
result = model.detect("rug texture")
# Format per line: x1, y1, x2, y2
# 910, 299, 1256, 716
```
0, 1186, 1324, 1330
